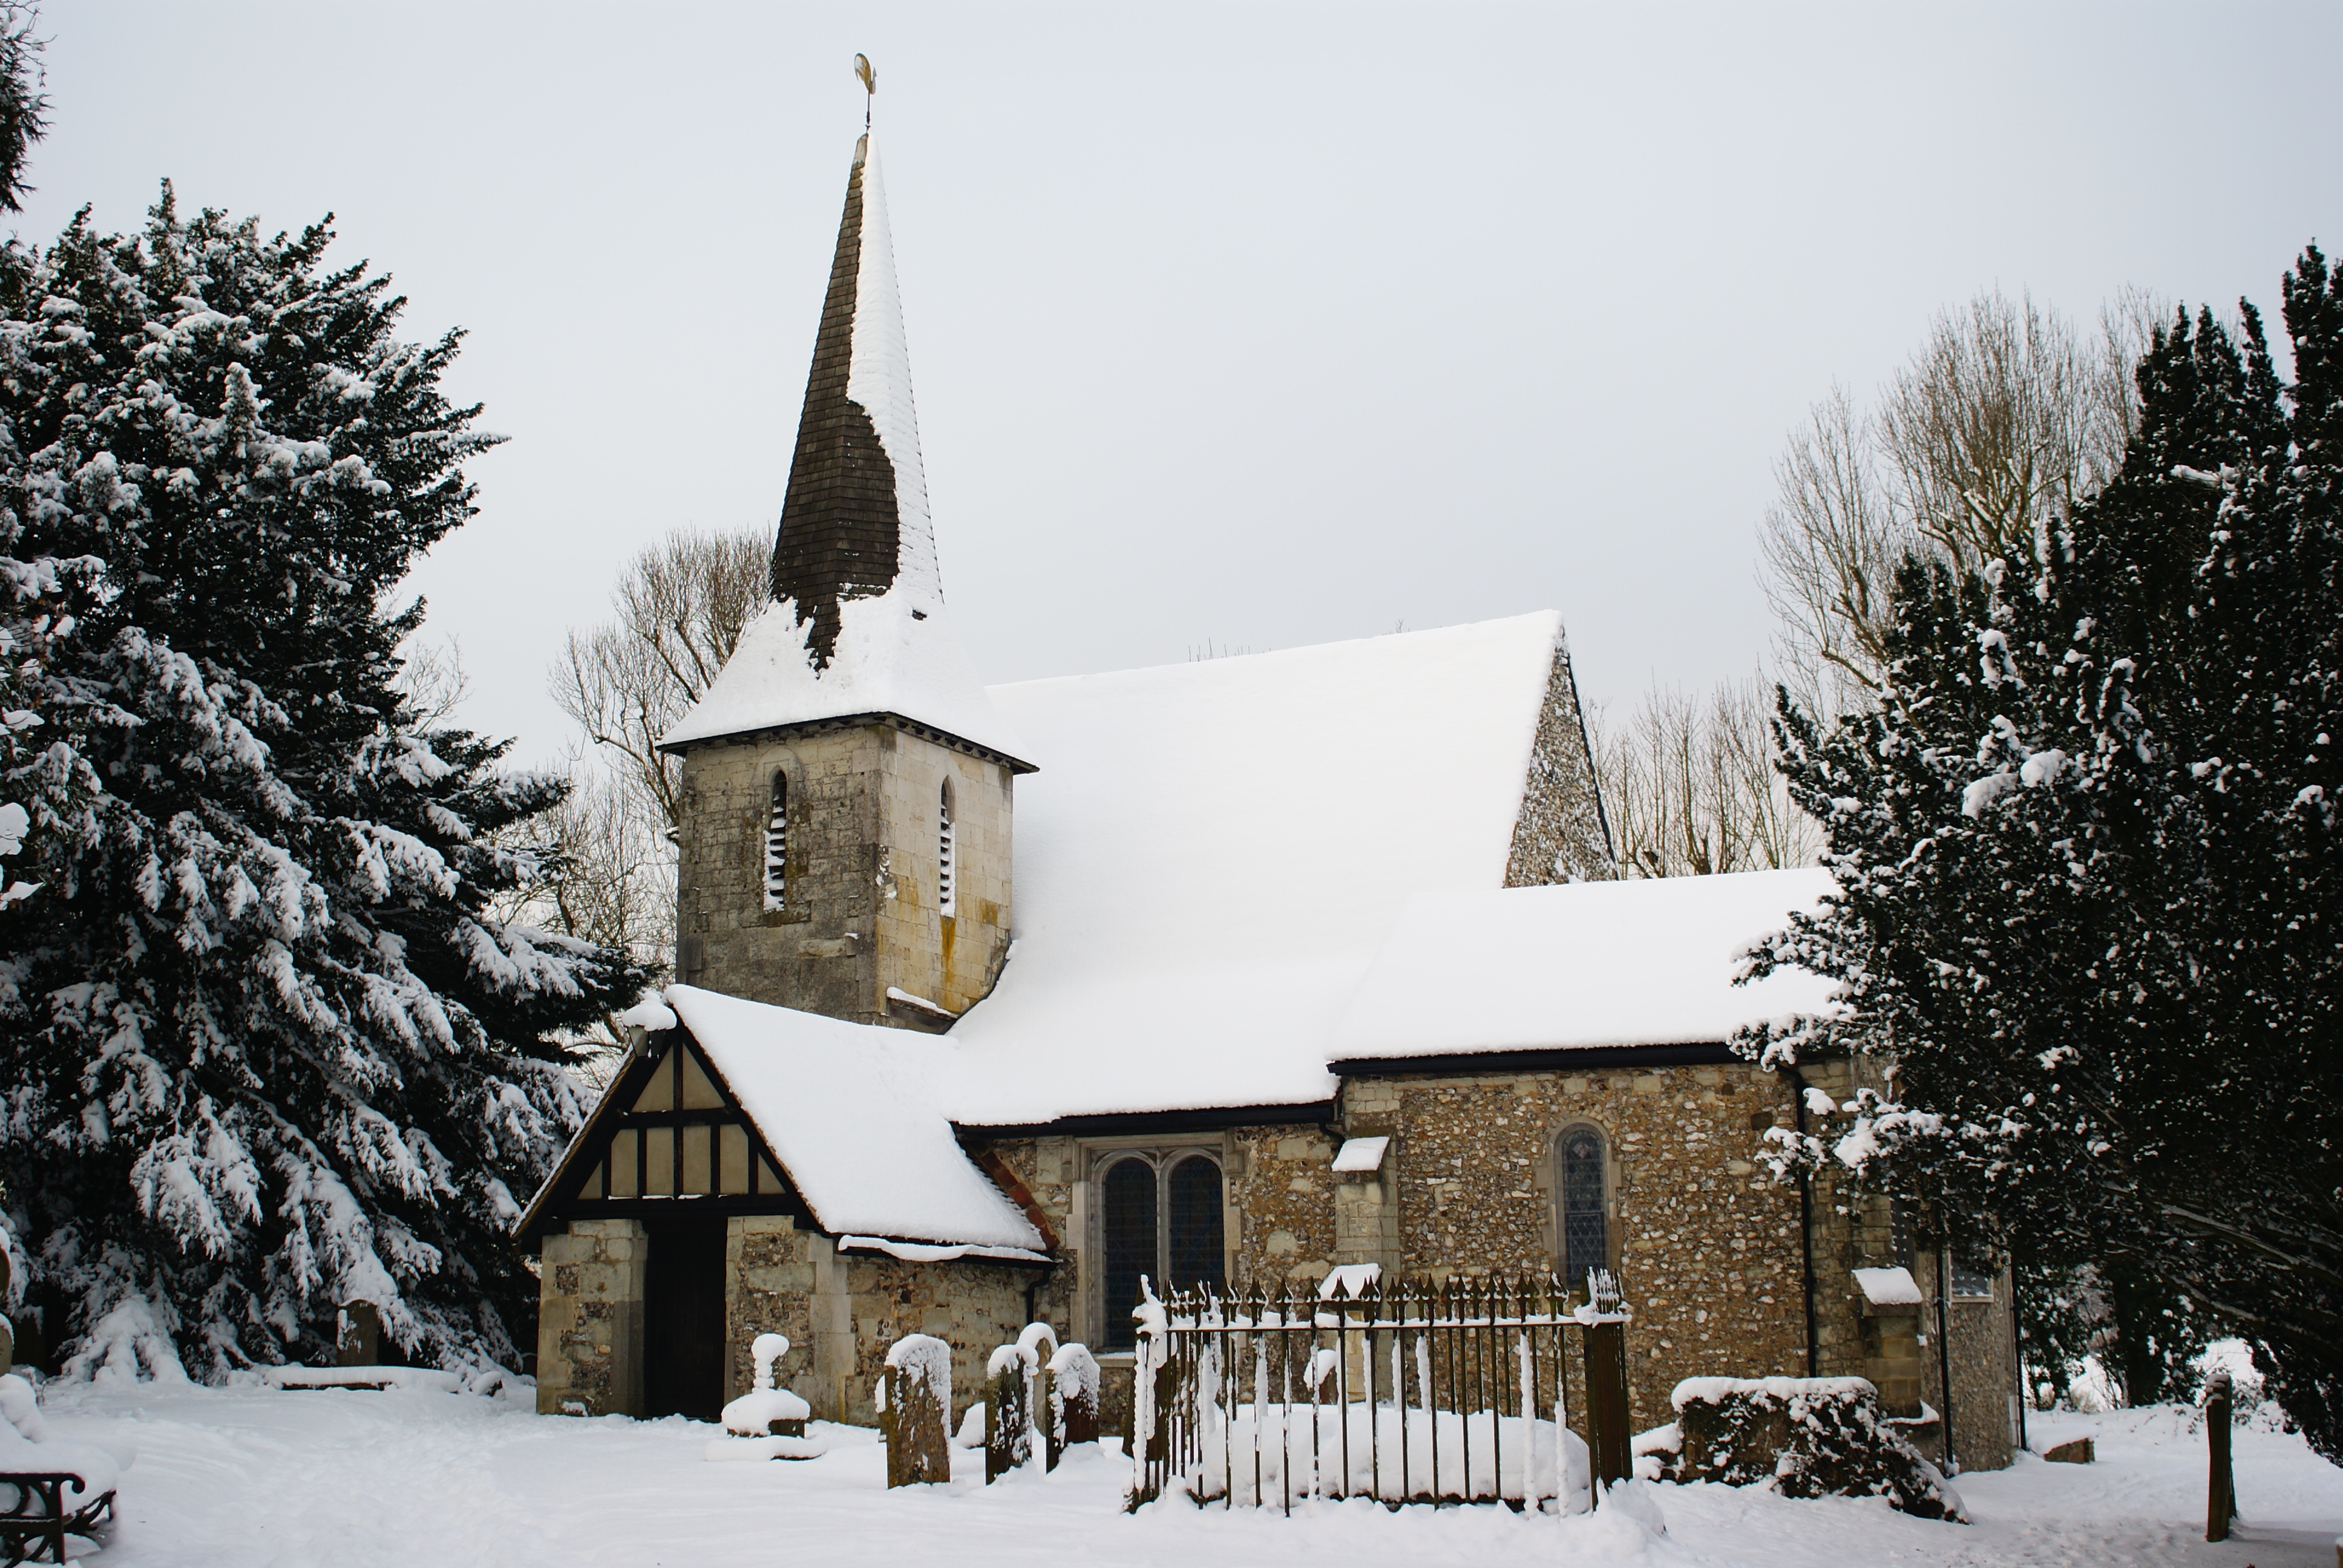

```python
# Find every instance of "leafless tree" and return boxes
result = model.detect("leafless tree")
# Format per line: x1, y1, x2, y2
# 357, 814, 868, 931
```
1592, 675, 1820, 878
488, 751, 674, 1084
396, 635, 471, 728
551, 526, 770, 837
1760, 288, 2163, 719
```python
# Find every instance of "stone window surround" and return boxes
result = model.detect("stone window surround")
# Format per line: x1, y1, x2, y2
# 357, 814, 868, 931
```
1525, 1112, 1625, 1285
1070, 1135, 1238, 1351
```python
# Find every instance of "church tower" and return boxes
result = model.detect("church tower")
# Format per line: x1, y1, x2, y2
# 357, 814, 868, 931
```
662, 134, 1032, 1029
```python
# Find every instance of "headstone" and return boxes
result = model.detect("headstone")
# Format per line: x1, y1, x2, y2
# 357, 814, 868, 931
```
985, 1342, 1033, 1483
336, 1301, 381, 1367
878, 1334, 952, 1488
1015, 1324, 1061, 1471
1048, 1342, 1101, 1450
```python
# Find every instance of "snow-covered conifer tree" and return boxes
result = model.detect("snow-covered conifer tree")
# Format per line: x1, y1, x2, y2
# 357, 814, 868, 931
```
1751, 249, 2341, 1451
0, 189, 647, 1376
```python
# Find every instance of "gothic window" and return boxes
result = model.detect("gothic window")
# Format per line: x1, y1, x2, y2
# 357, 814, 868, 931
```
1556, 1125, 1608, 1296
937, 779, 957, 916
1947, 1255, 1996, 1300
763, 773, 788, 913
1097, 1150, 1225, 1349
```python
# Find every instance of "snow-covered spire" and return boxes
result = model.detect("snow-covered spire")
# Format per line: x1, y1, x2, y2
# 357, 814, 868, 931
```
664, 135, 1029, 766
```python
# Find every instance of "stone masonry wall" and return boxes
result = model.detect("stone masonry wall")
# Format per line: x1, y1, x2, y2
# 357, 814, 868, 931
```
675, 722, 1013, 1024
1343, 1062, 1807, 1434
536, 1218, 646, 1416
1502, 641, 1617, 886
720, 1211, 1073, 1432
1228, 1126, 1342, 1287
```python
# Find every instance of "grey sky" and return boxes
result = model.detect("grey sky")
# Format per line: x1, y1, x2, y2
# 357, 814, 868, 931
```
27, 3, 2343, 766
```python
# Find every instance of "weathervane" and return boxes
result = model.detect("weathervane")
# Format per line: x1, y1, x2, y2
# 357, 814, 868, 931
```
854, 53, 875, 130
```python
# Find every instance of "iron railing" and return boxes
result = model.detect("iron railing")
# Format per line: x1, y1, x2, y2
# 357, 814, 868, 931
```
1132, 1270, 1630, 1514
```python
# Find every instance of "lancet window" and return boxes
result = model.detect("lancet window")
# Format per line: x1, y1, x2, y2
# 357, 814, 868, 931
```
1556, 1125, 1610, 1296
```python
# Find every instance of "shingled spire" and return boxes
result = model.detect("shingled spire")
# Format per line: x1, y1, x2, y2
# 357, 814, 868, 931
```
770, 132, 938, 665
664, 135, 1029, 768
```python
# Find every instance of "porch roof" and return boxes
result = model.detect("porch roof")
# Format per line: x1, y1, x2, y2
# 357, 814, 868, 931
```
662, 985, 1047, 1253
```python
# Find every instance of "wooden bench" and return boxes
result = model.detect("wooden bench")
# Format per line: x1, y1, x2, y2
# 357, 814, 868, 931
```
0, 1472, 114, 1565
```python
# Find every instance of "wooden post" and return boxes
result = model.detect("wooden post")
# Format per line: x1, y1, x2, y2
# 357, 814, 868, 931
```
2206, 1368, 2237, 1542
1583, 1319, 1631, 1497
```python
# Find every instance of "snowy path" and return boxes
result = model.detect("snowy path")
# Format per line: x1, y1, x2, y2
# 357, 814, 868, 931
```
31, 1385, 2343, 1567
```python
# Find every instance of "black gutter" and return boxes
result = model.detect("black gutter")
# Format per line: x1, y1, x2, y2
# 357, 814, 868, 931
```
1789, 1064, 1820, 1377
956, 1101, 1337, 1140
1937, 1243, 1958, 1474
1328, 1041, 1738, 1079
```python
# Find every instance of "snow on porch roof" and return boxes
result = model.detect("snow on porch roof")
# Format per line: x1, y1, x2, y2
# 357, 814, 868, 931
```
663, 985, 1045, 1253
927, 612, 1568, 1126
1325, 867, 1844, 1063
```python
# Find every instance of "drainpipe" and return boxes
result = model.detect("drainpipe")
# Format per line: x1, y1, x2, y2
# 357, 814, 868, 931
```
1936, 1243, 1958, 1474
2012, 1267, 2028, 1454
1789, 1067, 1820, 1377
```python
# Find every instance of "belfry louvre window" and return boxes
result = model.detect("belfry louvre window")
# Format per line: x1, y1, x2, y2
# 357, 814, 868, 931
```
763, 773, 788, 912
1557, 1125, 1608, 1295
1099, 1151, 1224, 1350
937, 779, 957, 916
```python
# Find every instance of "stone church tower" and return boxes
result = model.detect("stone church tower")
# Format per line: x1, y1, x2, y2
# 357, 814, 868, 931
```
661, 134, 1035, 1030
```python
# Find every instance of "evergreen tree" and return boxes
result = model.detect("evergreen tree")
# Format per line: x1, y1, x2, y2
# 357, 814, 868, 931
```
0, 189, 646, 1375
1750, 249, 2342, 1453
0, 4, 44, 214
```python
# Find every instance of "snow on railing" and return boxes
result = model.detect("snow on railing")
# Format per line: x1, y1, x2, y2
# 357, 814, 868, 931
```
1131, 1270, 1636, 1515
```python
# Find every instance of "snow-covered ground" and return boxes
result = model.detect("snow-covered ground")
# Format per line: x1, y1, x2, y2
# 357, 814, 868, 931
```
30, 1382, 2343, 1567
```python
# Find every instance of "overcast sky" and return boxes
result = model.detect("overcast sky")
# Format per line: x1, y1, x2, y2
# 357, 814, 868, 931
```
28, 4, 2343, 766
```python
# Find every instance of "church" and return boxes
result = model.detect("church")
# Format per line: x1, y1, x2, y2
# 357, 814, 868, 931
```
517, 132, 2021, 1472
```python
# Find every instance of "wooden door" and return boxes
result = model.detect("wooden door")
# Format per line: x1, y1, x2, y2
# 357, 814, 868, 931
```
643, 1216, 727, 1420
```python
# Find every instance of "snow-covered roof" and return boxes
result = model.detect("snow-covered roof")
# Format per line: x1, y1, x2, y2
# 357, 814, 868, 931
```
925, 613, 1568, 1125
666, 596, 1029, 764
663, 134, 1027, 766
666, 985, 1044, 1253
1325, 867, 1842, 1062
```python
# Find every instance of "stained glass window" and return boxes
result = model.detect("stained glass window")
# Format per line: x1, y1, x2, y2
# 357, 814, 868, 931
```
1100, 1157, 1156, 1350
1559, 1127, 1607, 1296
1167, 1155, 1225, 1292
1098, 1152, 1224, 1348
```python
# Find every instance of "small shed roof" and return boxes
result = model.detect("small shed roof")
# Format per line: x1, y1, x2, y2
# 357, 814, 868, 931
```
1325, 867, 1841, 1064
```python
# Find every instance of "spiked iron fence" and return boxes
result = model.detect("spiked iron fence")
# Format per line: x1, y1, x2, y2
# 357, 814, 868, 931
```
1130, 1270, 1633, 1514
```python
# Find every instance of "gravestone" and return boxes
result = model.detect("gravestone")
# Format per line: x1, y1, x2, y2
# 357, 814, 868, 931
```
1048, 1342, 1101, 1454
878, 1334, 952, 1488
336, 1301, 381, 1367
985, 1342, 1034, 1483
